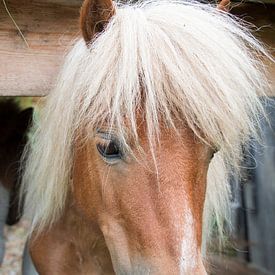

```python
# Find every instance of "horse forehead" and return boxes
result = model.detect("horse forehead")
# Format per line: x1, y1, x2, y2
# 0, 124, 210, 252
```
135, 119, 208, 157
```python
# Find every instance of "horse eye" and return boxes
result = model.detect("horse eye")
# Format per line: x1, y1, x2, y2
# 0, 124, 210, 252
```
211, 148, 218, 159
96, 140, 121, 159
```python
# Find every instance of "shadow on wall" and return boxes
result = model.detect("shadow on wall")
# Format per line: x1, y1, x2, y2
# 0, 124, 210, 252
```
0, 98, 37, 274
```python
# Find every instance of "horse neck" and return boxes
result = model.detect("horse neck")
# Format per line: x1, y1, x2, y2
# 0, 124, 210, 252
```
30, 202, 114, 274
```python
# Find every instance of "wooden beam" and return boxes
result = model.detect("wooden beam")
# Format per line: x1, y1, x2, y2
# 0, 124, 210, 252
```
0, 1, 274, 96
231, 4, 275, 96
0, 0, 81, 96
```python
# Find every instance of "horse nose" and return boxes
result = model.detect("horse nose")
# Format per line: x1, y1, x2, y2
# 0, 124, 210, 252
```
142, 251, 207, 275
179, 254, 207, 275
193, 262, 208, 275
148, 259, 207, 275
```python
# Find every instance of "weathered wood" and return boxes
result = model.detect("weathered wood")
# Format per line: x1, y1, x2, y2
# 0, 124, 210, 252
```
0, 0, 81, 96
231, 4, 275, 96
0, 1, 274, 96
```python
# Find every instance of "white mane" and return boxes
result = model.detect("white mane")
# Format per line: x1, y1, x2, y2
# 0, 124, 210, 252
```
21, 0, 271, 251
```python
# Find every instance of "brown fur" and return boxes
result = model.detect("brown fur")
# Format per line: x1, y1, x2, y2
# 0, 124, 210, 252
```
28, 0, 227, 273
80, 0, 115, 44
30, 205, 114, 275
217, 0, 230, 12
30, 121, 212, 274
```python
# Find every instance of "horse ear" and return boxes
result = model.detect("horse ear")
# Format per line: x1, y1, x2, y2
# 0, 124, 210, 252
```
217, 0, 230, 12
80, 0, 115, 44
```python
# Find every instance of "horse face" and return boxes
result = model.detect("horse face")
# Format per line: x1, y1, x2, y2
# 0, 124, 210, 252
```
74, 0, 212, 272
73, 121, 212, 274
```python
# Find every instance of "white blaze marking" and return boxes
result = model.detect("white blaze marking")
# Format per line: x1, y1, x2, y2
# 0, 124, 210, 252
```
180, 207, 197, 274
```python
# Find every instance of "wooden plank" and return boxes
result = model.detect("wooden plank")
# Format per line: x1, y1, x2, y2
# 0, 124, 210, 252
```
41, 0, 81, 5
0, 1, 274, 96
246, 0, 275, 3
231, 4, 275, 96
0, 0, 81, 96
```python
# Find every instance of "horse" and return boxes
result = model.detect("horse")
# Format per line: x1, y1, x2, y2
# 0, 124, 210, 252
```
21, 0, 272, 274
0, 99, 33, 265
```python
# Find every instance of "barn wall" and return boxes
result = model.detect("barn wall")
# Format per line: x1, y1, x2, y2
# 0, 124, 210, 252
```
244, 98, 275, 273
0, 0, 80, 96
231, 98, 275, 274
232, 4, 275, 96
0, 1, 274, 96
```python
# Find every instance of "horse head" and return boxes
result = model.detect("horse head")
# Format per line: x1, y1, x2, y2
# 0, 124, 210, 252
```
22, 0, 271, 274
